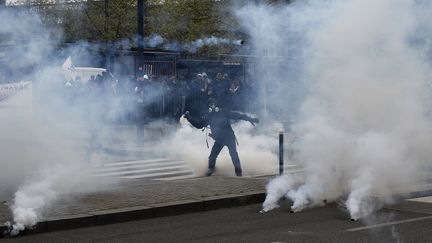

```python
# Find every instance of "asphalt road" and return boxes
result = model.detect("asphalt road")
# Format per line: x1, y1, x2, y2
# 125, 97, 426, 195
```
3, 202, 432, 243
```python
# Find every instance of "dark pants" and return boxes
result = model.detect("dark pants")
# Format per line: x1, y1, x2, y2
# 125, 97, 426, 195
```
208, 138, 242, 176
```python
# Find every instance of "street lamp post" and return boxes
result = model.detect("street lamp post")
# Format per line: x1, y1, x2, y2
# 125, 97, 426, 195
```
137, 0, 145, 78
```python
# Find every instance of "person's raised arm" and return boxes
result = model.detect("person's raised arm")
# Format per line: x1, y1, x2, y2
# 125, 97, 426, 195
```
183, 111, 207, 129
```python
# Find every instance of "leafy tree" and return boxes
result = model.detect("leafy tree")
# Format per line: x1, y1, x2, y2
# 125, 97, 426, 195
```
16, 0, 136, 42
147, 0, 243, 57
79, 0, 136, 42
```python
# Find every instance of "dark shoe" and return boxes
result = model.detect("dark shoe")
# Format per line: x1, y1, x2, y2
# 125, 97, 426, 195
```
206, 168, 216, 176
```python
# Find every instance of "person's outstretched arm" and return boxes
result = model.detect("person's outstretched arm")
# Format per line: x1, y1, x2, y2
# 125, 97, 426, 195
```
183, 111, 207, 129
227, 111, 259, 126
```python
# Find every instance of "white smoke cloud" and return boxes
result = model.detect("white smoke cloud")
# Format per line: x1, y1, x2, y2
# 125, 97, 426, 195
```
0, 8, 57, 79
236, 0, 432, 220
0, 9, 122, 236
261, 174, 304, 213
8, 164, 101, 236
146, 33, 165, 48
0, 86, 116, 235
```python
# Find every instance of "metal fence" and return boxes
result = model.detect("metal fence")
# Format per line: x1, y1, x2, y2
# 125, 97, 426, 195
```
112, 51, 177, 78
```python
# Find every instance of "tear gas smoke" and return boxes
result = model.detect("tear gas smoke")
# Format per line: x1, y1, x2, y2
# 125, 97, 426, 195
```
261, 174, 304, 213
114, 33, 243, 53
142, 33, 243, 53
7, 164, 102, 236
0, 9, 122, 235
178, 36, 244, 53
104, 33, 243, 56
237, 0, 432, 220
146, 33, 165, 48
0, 83, 116, 235
0, 8, 56, 77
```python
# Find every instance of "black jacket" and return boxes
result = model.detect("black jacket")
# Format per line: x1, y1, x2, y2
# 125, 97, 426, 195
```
186, 110, 254, 142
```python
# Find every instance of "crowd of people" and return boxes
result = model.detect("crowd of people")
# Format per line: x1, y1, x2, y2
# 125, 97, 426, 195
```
56, 69, 258, 125
131, 70, 257, 120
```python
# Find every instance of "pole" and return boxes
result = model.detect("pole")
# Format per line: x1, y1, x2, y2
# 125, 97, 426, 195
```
279, 129, 284, 175
104, 0, 109, 69
136, 0, 145, 146
181, 96, 186, 114
137, 0, 145, 77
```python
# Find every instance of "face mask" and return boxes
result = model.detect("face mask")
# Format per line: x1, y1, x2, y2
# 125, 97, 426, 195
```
208, 104, 220, 113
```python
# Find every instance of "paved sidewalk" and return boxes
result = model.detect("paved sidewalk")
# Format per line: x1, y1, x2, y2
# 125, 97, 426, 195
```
0, 176, 269, 237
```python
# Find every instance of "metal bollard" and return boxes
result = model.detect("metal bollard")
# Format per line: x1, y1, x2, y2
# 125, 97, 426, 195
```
279, 129, 284, 175
181, 96, 186, 114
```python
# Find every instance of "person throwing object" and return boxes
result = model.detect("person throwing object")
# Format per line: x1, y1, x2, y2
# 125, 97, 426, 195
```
183, 98, 259, 177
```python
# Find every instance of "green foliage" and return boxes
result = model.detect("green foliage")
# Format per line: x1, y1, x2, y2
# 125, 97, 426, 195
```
50, 0, 137, 42
21, 0, 289, 56
146, 0, 242, 56
148, 0, 225, 41
80, 0, 136, 41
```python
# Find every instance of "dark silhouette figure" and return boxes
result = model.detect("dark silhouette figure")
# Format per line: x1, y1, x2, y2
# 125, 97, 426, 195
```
184, 98, 259, 176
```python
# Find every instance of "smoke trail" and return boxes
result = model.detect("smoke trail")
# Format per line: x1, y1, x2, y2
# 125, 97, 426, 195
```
142, 34, 243, 53
261, 174, 304, 213
7, 165, 96, 236
115, 33, 242, 52
345, 170, 375, 221
180, 36, 243, 53
236, 0, 432, 220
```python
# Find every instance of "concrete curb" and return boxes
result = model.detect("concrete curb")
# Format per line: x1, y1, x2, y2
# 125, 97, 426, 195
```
1, 191, 265, 238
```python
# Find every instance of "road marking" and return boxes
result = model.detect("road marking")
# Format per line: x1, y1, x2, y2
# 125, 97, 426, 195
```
94, 161, 185, 172
93, 165, 192, 177
87, 158, 196, 180
346, 215, 432, 232
104, 159, 173, 166
119, 170, 195, 179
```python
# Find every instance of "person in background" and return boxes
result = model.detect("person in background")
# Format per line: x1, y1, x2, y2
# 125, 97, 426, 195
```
134, 74, 148, 145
